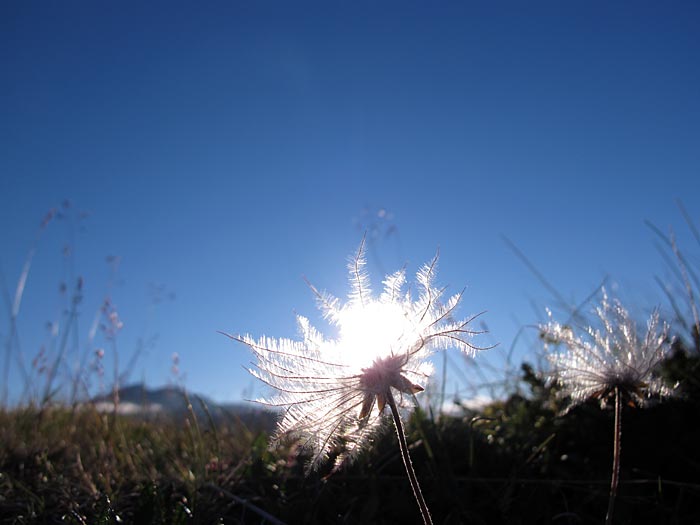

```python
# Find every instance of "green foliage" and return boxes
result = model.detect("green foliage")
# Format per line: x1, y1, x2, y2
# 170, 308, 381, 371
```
0, 405, 274, 524
1, 355, 700, 524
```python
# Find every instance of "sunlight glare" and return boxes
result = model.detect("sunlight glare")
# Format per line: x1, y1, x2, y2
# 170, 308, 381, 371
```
336, 300, 416, 372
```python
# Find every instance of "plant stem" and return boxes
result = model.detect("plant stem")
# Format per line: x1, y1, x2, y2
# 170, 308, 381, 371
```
42, 301, 78, 406
386, 389, 433, 525
605, 386, 622, 525
439, 351, 447, 417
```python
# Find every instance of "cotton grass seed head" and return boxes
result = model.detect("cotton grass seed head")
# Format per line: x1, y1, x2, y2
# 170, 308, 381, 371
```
232, 240, 484, 471
540, 291, 674, 411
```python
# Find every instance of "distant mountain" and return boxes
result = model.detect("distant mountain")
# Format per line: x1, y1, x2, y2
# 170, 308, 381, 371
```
91, 383, 276, 431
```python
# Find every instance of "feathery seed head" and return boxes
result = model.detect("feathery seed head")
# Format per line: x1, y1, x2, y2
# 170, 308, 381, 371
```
234, 240, 483, 471
540, 291, 674, 411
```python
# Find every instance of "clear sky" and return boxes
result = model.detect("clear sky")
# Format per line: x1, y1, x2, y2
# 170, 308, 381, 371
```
2, 1, 699, 405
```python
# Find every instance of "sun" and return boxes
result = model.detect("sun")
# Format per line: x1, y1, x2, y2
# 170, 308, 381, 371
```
335, 299, 418, 373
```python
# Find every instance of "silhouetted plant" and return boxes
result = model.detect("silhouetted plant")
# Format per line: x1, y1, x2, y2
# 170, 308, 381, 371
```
229, 238, 489, 524
540, 292, 674, 524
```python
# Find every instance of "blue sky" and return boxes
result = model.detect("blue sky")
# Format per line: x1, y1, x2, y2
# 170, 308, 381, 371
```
2, 2, 699, 405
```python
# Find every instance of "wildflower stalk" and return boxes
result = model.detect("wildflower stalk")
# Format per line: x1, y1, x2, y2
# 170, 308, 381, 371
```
605, 385, 622, 525
541, 292, 674, 524
386, 389, 433, 525
234, 240, 486, 523
42, 283, 80, 406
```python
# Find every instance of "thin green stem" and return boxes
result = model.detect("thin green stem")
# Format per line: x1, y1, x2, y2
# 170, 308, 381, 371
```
386, 389, 433, 525
605, 386, 622, 525
42, 302, 78, 406
439, 351, 447, 417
